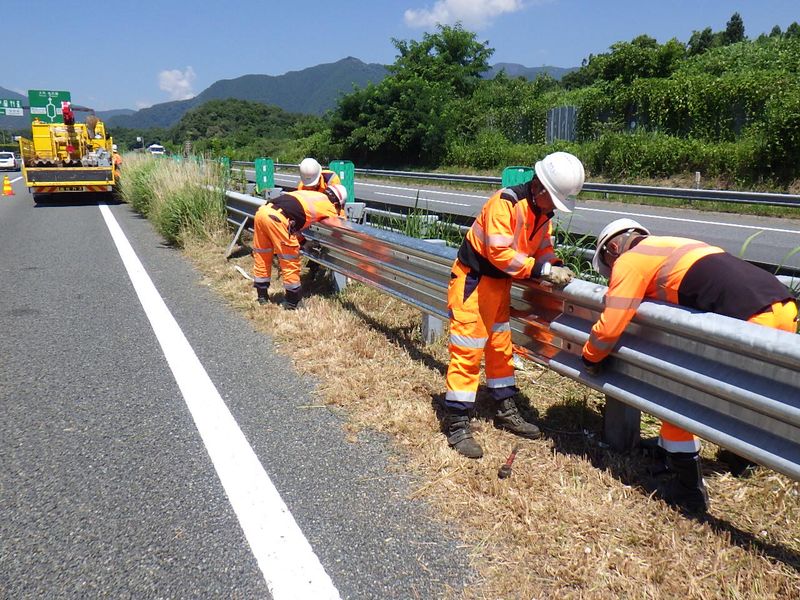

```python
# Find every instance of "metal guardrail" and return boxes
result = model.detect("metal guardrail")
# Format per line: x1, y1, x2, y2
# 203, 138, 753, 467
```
223, 188, 800, 482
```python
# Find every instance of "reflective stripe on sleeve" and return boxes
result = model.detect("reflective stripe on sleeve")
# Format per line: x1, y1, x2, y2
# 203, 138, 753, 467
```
588, 332, 617, 351
492, 322, 511, 333
487, 234, 515, 246
505, 252, 528, 273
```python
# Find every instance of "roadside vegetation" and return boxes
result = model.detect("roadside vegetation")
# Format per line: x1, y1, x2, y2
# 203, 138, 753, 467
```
121, 159, 800, 598
117, 153, 226, 246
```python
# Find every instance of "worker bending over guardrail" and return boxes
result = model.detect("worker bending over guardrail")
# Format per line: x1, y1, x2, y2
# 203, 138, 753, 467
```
251, 185, 347, 309
443, 152, 586, 459
582, 218, 799, 513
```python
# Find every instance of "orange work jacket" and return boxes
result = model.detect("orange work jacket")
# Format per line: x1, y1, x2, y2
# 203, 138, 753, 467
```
268, 189, 342, 234
583, 236, 793, 362
457, 182, 558, 279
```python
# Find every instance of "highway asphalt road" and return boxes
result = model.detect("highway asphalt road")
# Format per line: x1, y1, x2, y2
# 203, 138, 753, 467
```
0, 173, 472, 598
270, 171, 800, 271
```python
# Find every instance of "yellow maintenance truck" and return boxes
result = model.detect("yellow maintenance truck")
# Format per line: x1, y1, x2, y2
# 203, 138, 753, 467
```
18, 102, 118, 202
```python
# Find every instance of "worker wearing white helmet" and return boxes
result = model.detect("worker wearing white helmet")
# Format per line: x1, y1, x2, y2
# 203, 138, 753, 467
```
442, 151, 585, 459
298, 157, 341, 192
112, 144, 122, 172
583, 217, 798, 512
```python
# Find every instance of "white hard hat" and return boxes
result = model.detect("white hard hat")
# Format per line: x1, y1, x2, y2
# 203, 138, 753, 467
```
534, 151, 585, 213
299, 157, 322, 187
592, 218, 650, 277
327, 183, 347, 205
112, 144, 118, 151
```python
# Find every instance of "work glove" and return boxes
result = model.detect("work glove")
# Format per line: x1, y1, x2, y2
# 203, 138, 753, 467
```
542, 265, 574, 287
582, 355, 606, 376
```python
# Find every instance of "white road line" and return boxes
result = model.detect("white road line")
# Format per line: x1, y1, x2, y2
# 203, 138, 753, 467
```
374, 191, 471, 207
10, 176, 23, 183
577, 206, 800, 235
358, 182, 484, 199
98, 204, 341, 600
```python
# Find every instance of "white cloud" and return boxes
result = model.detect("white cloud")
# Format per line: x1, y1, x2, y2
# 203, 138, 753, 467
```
158, 66, 196, 101
135, 101, 152, 109
404, 0, 527, 29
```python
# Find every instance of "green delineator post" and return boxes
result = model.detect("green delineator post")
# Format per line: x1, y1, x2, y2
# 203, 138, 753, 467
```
501, 166, 534, 187
254, 158, 275, 194
329, 159, 355, 203
28, 90, 71, 123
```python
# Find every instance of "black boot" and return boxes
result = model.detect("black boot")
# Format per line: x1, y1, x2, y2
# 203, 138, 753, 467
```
282, 288, 302, 310
256, 286, 270, 305
493, 398, 541, 439
444, 411, 483, 459
660, 452, 709, 513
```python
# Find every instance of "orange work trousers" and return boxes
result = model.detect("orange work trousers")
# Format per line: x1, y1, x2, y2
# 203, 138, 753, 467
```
252, 205, 302, 292
660, 299, 799, 453
445, 259, 515, 410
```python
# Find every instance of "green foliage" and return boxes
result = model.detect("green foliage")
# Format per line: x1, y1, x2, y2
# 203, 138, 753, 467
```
390, 23, 493, 96
120, 158, 159, 215
330, 24, 494, 166
562, 35, 686, 88
119, 155, 226, 246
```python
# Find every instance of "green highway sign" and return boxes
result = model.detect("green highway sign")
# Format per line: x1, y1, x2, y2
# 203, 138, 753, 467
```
0, 98, 24, 117
28, 90, 71, 123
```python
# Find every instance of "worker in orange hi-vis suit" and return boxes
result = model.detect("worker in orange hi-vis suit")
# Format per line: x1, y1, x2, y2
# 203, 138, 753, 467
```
582, 218, 798, 513
295, 158, 343, 266
443, 151, 586, 459
251, 184, 347, 309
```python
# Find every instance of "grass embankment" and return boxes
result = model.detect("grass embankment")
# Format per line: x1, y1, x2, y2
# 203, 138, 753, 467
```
124, 158, 800, 599
118, 154, 226, 246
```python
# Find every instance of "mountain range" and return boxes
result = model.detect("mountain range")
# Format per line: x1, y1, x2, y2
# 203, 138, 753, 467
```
1, 58, 576, 131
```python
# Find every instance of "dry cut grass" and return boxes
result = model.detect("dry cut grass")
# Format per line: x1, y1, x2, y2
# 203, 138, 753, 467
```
184, 231, 800, 599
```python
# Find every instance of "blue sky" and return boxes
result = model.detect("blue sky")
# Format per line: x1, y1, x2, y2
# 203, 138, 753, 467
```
3, 0, 798, 111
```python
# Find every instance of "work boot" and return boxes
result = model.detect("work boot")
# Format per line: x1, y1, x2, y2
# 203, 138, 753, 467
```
493, 398, 542, 439
445, 412, 483, 459
660, 452, 709, 513
256, 287, 270, 305
282, 288, 302, 310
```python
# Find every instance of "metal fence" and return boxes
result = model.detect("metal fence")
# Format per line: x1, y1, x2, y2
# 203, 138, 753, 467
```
223, 188, 800, 482
546, 106, 577, 143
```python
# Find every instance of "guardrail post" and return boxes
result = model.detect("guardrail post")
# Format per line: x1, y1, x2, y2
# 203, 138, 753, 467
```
421, 313, 444, 344
602, 395, 640, 451
332, 271, 348, 292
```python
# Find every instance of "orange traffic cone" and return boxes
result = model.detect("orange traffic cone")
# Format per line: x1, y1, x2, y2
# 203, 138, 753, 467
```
2, 175, 14, 196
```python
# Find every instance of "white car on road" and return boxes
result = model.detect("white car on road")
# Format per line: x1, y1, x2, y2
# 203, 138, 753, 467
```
0, 151, 17, 171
